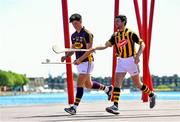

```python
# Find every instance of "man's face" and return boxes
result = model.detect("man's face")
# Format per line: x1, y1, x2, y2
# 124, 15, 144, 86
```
115, 18, 125, 30
71, 20, 82, 30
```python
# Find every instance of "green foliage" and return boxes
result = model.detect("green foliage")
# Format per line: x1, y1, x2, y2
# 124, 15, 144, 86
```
11, 72, 24, 87
156, 85, 172, 91
0, 70, 8, 86
157, 85, 171, 89
21, 74, 29, 85
0, 70, 14, 87
0, 70, 29, 89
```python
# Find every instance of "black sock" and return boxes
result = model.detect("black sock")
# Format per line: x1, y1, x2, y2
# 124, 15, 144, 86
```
141, 84, 154, 97
74, 87, 84, 106
112, 87, 121, 108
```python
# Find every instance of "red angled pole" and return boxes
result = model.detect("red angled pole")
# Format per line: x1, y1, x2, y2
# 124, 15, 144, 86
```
61, 0, 74, 104
114, 0, 120, 31
148, 0, 155, 57
142, 0, 149, 102
112, 0, 119, 87
146, 0, 155, 91
133, 0, 142, 38
111, 0, 119, 101
134, 0, 155, 102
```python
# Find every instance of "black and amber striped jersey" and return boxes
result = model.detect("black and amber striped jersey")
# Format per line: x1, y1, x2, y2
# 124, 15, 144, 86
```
71, 27, 94, 62
107, 28, 143, 58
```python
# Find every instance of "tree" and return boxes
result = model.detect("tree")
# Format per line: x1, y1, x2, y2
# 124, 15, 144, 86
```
0, 70, 14, 88
0, 70, 8, 87
173, 74, 179, 87
0, 70, 31, 91
21, 74, 29, 85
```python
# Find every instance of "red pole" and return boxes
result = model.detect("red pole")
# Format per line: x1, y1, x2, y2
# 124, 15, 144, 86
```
147, 0, 155, 91
133, 0, 142, 38
112, 0, 119, 87
148, 0, 155, 57
142, 0, 149, 102
61, 0, 74, 105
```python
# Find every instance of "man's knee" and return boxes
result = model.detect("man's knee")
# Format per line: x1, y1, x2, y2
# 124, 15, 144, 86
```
84, 83, 92, 89
115, 73, 126, 87
131, 74, 143, 89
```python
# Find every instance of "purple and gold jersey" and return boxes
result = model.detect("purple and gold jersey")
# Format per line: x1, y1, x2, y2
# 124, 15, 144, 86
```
107, 28, 143, 58
71, 27, 94, 62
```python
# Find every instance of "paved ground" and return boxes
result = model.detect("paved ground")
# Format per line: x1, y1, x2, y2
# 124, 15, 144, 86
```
0, 100, 180, 122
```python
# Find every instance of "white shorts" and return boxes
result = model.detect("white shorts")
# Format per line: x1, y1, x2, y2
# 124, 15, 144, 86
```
77, 61, 94, 74
116, 56, 139, 76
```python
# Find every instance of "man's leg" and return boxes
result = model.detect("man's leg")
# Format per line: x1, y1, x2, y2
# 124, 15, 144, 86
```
64, 74, 87, 115
84, 75, 113, 100
131, 74, 156, 108
106, 72, 126, 114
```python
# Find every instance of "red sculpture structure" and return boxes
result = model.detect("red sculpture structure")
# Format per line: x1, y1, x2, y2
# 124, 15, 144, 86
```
61, 0, 155, 104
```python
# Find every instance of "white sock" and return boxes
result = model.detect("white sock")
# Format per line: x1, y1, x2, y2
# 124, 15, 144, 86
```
72, 105, 77, 109
104, 86, 109, 92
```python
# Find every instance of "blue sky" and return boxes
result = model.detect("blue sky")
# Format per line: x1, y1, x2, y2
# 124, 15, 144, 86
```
0, 0, 180, 78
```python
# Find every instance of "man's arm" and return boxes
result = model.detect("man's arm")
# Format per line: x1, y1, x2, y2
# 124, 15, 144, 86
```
61, 45, 75, 62
134, 41, 145, 64
65, 51, 74, 57
75, 43, 92, 64
131, 32, 146, 64
136, 41, 145, 57
74, 41, 112, 64
94, 41, 112, 50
